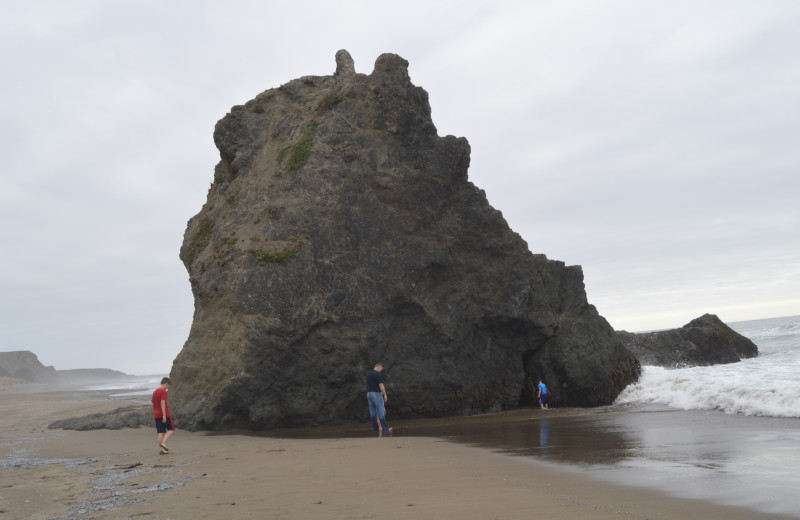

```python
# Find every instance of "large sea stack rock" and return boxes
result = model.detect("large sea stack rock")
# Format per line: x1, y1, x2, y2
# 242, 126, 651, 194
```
617, 314, 758, 367
171, 51, 640, 431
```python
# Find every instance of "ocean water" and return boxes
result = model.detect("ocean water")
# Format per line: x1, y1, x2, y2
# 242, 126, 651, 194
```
82, 375, 163, 398
455, 314, 800, 517
616, 314, 800, 417
594, 314, 800, 515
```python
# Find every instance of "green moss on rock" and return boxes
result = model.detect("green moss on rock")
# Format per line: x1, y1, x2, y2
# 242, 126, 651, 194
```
184, 217, 214, 269
248, 243, 301, 265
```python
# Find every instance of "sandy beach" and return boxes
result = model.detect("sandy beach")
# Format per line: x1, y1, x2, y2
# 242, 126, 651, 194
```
1, 383, 795, 520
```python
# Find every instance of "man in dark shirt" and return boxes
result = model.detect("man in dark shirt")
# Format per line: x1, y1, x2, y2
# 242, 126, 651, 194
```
366, 363, 391, 432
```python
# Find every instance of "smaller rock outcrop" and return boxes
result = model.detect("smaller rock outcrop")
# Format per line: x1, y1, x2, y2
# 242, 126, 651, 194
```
0, 351, 58, 383
617, 314, 758, 367
48, 406, 151, 431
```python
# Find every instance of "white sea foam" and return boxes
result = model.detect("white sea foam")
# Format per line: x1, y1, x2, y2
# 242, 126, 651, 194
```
83, 376, 163, 397
615, 315, 800, 418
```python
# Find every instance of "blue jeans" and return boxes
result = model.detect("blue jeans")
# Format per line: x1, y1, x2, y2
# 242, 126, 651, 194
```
367, 392, 389, 431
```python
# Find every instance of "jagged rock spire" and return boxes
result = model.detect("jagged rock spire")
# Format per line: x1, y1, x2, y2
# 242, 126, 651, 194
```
335, 49, 355, 76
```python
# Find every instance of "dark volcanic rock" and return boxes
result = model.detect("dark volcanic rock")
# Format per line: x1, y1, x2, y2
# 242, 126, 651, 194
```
48, 406, 151, 431
617, 314, 758, 367
171, 50, 640, 431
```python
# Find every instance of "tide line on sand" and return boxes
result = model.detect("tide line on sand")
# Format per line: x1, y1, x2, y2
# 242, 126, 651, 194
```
0, 386, 795, 520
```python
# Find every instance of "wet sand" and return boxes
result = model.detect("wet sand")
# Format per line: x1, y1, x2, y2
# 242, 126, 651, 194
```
264, 404, 800, 517
1, 384, 795, 520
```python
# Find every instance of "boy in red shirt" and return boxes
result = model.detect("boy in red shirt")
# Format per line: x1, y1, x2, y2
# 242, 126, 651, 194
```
152, 377, 174, 454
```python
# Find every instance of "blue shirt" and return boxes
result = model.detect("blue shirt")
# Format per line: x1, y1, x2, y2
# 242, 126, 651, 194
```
366, 369, 383, 393
538, 382, 548, 395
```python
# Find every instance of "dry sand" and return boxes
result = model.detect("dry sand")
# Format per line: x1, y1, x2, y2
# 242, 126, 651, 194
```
1, 384, 793, 520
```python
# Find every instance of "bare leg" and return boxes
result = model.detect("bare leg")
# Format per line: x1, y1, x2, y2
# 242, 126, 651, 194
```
158, 429, 174, 453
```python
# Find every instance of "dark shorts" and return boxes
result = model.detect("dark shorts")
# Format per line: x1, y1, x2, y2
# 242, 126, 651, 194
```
539, 393, 549, 405
155, 417, 173, 433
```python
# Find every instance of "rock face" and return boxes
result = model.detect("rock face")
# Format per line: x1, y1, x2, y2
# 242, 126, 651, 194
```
617, 314, 758, 367
0, 351, 58, 383
171, 50, 641, 431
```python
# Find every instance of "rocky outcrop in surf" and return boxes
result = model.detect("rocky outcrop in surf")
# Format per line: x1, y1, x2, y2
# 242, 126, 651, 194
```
168, 50, 641, 431
617, 314, 758, 367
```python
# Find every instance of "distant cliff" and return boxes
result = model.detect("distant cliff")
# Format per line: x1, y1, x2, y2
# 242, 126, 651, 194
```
0, 351, 59, 383
0, 351, 58, 383
170, 50, 641, 431
617, 314, 758, 367
57, 368, 129, 383
0, 351, 131, 385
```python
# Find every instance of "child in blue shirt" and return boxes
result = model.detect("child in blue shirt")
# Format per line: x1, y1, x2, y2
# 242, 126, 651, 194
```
537, 379, 549, 409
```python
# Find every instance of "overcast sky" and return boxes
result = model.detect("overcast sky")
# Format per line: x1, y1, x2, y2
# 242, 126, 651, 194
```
2, 1, 798, 375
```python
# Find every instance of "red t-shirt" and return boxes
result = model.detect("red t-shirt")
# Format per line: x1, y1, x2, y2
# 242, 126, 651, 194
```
152, 387, 170, 418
